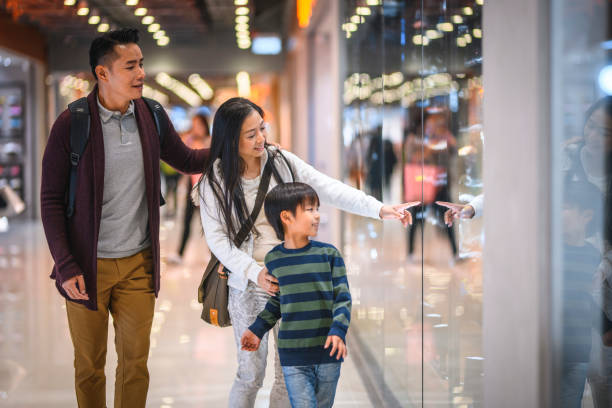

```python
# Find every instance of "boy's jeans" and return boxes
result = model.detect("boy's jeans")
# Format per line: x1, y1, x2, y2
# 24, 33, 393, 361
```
282, 363, 341, 408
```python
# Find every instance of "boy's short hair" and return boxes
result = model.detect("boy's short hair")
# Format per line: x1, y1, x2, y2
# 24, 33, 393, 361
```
89, 28, 140, 80
264, 182, 320, 240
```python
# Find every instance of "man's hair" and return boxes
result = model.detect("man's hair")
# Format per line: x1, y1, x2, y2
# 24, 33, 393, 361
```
89, 28, 140, 80
264, 182, 320, 240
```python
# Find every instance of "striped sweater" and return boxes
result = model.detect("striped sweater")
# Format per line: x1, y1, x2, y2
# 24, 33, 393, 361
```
248, 240, 352, 367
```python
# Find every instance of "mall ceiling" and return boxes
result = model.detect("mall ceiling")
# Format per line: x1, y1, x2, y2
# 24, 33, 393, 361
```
1, 0, 289, 74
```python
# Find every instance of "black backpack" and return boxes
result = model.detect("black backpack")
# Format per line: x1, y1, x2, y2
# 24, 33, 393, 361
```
65, 97, 168, 218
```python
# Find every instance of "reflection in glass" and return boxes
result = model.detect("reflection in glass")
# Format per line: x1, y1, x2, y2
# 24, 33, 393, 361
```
340, 0, 483, 406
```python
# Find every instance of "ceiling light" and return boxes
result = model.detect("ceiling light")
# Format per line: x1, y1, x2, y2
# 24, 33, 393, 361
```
366, 0, 381, 5
476, 0, 483, 5
451, 15, 463, 24
188, 74, 214, 100
252, 35, 282, 55
350, 15, 364, 24
235, 15, 249, 24
464, 33, 472, 43
126, 0, 138, 5
356, 7, 371, 16
142, 16, 154, 25
88, 15, 100, 24
426, 29, 442, 40
236, 71, 251, 97
235, 7, 249, 16
134, 7, 147, 16
457, 37, 467, 47
76, 1, 89, 16
436, 22, 453, 32
346, 22, 357, 32
148, 23, 160, 33
155, 72, 201, 106
237, 39, 251, 49
98, 22, 110, 32
153, 30, 166, 39
235, 23, 249, 31
64, 0, 76, 5
473, 28, 482, 38
234, 0, 248, 4
463, 7, 474, 15
236, 31, 250, 39
157, 37, 170, 46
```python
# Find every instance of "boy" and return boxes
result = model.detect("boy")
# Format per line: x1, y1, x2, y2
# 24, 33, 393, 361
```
240, 182, 351, 408
560, 180, 604, 407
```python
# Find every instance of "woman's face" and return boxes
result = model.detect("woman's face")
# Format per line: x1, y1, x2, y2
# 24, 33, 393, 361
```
584, 108, 612, 152
192, 116, 209, 138
238, 110, 267, 164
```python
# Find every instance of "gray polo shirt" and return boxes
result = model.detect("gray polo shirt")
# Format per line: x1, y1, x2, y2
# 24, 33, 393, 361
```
96, 98, 150, 258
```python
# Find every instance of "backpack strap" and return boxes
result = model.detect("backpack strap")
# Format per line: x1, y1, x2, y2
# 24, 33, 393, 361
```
66, 97, 90, 218
142, 97, 167, 147
142, 97, 169, 206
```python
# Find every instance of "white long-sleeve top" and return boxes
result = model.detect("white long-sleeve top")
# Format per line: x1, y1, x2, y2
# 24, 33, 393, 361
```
199, 147, 384, 291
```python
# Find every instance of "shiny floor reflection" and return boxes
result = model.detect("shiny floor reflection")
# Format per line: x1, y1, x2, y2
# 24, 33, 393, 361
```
0, 210, 370, 406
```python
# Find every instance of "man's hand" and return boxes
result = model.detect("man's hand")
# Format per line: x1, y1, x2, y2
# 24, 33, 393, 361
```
379, 202, 421, 227
62, 275, 89, 300
241, 329, 261, 351
436, 201, 475, 227
324, 335, 347, 360
257, 267, 279, 296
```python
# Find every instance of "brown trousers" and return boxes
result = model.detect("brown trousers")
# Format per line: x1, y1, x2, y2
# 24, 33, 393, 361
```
66, 248, 155, 408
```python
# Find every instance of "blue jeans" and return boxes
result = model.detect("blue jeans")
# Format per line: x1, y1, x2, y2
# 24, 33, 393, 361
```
282, 363, 341, 408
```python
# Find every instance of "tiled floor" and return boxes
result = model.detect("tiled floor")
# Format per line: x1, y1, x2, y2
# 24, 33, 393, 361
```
0, 211, 371, 407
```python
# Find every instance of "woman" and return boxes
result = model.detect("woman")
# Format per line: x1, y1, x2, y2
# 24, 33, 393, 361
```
198, 98, 417, 407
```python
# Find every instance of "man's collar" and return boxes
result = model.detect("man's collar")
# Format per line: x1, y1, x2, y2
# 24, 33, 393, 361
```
96, 96, 135, 123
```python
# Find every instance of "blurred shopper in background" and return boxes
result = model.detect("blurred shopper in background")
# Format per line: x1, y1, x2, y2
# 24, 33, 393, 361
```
198, 97, 418, 408
40, 29, 209, 408
167, 110, 212, 264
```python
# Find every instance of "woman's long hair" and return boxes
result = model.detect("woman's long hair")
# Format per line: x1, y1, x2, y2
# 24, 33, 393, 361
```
197, 97, 266, 242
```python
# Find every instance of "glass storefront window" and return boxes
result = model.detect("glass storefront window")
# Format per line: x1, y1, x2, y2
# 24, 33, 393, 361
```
340, 0, 483, 405
552, 1, 612, 407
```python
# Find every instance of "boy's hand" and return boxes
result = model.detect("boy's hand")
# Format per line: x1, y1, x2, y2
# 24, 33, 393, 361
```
241, 329, 261, 352
324, 335, 347, 360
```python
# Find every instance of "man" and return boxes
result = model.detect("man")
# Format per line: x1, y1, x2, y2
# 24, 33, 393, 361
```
40, 28, 208, 408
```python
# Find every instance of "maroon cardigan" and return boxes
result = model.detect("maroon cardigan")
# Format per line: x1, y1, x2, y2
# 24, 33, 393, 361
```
41, 87, 209, 310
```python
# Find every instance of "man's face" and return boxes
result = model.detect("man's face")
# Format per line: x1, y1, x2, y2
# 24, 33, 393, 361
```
97, 43, 145, 102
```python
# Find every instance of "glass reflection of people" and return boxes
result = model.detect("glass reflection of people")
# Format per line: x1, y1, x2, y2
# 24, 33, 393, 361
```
168, 111, 211, 264
365, 127, 398, 201
559, 181, 603, 408
405, 111, 458, 259
565, 97, 612, 408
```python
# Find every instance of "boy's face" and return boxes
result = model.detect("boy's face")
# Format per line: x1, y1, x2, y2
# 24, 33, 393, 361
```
562, 203, 593, 242
283, 201, 320, 238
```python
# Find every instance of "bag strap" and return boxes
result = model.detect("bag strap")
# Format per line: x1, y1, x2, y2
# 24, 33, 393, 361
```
142, 97, 167, 147
66, 97, 90, 218
232, 160, 274, 247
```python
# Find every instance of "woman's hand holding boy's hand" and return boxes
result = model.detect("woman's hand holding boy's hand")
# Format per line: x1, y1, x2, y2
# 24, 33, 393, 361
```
241, 329, 261, 352
257, 267, 279, 296
324, 335, 347, 360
